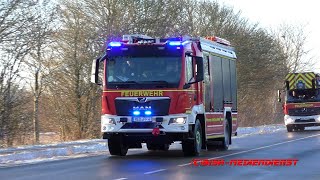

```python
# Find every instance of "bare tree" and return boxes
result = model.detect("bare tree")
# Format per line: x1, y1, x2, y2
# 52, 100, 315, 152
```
24, 1, 59, 144
0, 0, 38, 146
276, 23, 315, 73
1, 0, 305, 147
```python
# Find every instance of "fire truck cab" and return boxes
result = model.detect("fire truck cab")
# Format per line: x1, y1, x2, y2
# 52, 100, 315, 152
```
278, 72, 320, 132
91, 34, 238, 156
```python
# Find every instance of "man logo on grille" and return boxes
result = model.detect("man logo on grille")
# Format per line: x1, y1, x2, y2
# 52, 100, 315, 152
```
137, 97, 147, 103
302, 108, 307, 112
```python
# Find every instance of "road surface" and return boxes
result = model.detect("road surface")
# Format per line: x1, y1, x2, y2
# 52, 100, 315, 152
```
1, 129, 320, 180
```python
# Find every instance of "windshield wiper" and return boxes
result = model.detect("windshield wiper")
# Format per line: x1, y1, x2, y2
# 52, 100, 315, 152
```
149, 80, 169, 84
108, 81, 141, 84
123, 81, 141, 84
108, 81, 141, 89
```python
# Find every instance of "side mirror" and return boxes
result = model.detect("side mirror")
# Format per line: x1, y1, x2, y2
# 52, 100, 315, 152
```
285, 81, 289, 90
317, 77, 320, 88
277, 90, 281, 102
91, 58, 101, 85
183, 83, 191, 89
194, 57, 204, 83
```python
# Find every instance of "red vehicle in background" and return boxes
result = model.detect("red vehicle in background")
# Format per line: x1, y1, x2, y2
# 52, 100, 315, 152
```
278, 72, 320, 132
91, 34, 238, 156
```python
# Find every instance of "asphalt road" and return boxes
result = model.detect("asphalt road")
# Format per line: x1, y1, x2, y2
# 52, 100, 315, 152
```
1, 128, 320, 180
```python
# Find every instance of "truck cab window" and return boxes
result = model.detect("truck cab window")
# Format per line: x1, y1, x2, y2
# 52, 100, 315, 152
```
185, 56, 193, 82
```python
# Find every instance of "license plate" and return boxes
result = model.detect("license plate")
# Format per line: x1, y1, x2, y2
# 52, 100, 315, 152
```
132, 117, 152, 122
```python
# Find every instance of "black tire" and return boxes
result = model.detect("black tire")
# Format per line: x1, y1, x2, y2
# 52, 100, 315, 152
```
146, 143, 157, 151
286, 125, 293, 132
108, 136, 128, 156
206, 120, 231, 151
182, 120, 202, 156
219, 120, 230, 150
299, 126, 305, 131
159, 144, 170, 151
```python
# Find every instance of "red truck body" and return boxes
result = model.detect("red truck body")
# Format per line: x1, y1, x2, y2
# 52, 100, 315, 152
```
91, 34, 238, 156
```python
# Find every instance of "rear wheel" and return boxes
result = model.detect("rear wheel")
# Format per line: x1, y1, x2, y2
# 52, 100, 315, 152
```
286, 125, 293, 132
206, 120, 230, 151
182, 120, 202, 156
220, 120, 230, 150
108, 136, 128, 156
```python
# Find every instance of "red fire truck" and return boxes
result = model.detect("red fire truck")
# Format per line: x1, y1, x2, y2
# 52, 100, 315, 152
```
91, 34, 238, 156
278, 72, 320, 132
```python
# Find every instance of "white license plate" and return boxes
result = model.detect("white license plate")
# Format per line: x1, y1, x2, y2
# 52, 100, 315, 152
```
133, 117, 152, 122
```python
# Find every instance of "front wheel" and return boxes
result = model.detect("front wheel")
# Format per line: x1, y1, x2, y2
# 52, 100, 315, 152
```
182, 120, 202, 156
286, 125, 293, 132
108, 136, 128, 156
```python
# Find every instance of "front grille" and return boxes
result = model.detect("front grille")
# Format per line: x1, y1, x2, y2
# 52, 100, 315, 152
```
288, 107, 320, 116
115, 99, 170, 116
295, 119, 315, 123
121, 122, 164, 129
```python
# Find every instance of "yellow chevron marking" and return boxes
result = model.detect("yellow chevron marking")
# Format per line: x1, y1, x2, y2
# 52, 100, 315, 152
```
287, 72, 315, 90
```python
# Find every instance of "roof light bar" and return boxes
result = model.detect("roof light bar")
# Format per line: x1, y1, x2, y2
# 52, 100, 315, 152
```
206, 36, 231, 46
168, 41, 182, 46
108, 42, 122, 47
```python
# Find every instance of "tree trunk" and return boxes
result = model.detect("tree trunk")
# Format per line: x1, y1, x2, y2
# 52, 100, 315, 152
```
33, 70, 40, 144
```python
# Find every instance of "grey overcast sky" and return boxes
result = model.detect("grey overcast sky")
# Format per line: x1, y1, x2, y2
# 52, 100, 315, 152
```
216, 0, 320, 73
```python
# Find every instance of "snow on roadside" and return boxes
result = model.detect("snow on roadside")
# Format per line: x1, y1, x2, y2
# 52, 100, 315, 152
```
0, 139, 107, 153
235, 124, 287, 138
0, 124, 312, 166
0, 142, 108, 165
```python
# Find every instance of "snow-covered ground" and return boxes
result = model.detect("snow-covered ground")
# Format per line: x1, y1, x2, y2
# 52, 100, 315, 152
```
234, 124, 286, 138
0, 124, 315, 167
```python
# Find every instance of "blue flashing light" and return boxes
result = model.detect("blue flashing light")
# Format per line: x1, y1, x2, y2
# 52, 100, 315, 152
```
108, 42, 122, 47
133, 111, 140, 116
168, 41, 182, 46
145, 110, 152, 116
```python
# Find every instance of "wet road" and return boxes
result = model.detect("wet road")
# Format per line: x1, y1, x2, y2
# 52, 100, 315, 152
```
1, 128, 320, 180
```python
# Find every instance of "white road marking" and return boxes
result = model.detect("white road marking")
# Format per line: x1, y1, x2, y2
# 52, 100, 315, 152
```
143, 169, 167, 175
178, 163, 191, 167
113, 178, 127, 180
178, 133, 320, 167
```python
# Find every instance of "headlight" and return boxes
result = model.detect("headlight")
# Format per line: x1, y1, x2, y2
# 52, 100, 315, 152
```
169, 117, 186, 124
101, 116, 116, 125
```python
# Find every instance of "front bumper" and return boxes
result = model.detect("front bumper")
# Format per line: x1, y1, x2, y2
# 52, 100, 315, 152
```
101, 114, 190, 133
284, 114, 320, 125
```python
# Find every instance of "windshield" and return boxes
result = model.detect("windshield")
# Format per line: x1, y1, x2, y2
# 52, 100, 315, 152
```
106, 56, 182, 89
286, 89, 320, 103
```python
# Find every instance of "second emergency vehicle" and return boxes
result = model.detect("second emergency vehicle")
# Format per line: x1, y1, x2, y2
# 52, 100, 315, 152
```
278, 72, 320, 132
